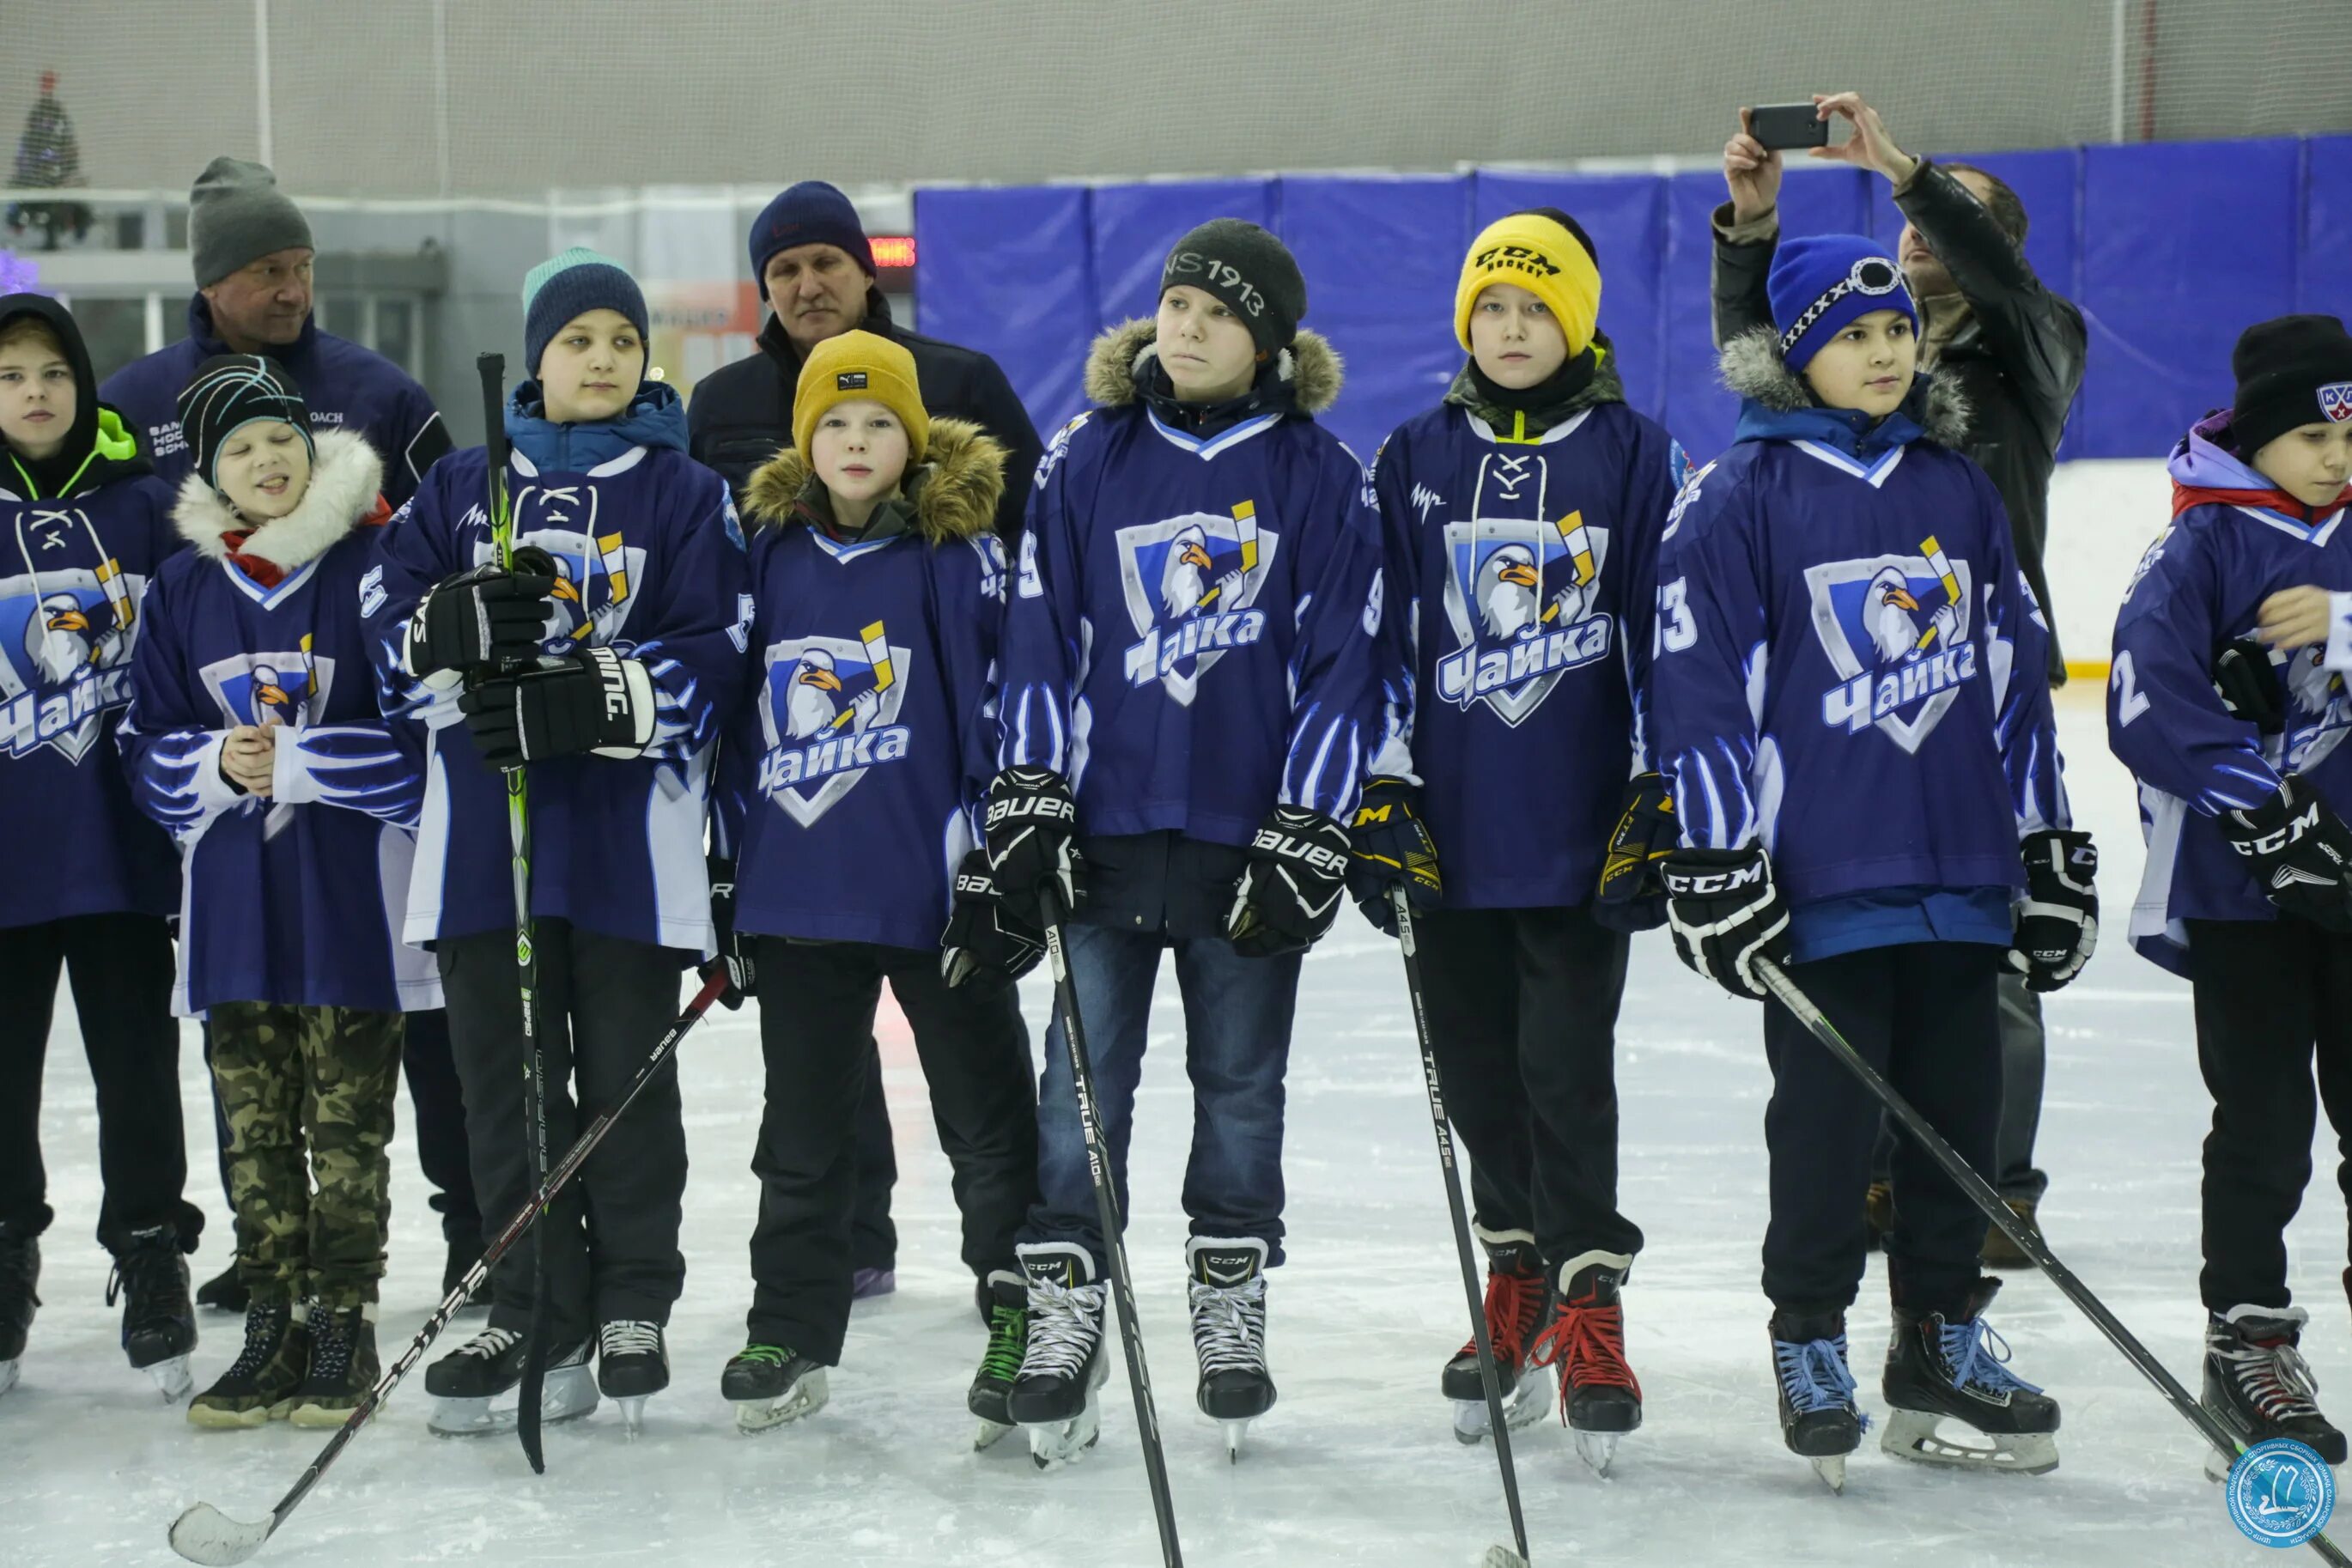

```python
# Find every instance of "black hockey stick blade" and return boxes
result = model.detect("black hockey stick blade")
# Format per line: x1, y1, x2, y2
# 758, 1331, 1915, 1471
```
167, 1503, 274, 1566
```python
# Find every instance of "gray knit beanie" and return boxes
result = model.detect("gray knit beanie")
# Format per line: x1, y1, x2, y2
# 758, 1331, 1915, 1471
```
190, 157, 313, 288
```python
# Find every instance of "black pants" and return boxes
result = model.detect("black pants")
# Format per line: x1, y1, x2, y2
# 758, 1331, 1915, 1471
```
1762, 941, 2002, 1316
1413, 905, 1643, 1267
747, 938, 1037, 1364
2187, 918, 2352, 1313
439, 921, 687, 1344
0, 913, 201, 1253
851, 1039, 897, 1273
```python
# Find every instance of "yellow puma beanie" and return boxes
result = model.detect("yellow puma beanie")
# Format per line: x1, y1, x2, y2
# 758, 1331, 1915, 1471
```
793, 330, 929, 465
1454, 209, 1603, 358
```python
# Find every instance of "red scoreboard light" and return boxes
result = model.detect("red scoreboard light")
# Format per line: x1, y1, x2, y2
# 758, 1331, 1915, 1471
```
870, 234, 917, 275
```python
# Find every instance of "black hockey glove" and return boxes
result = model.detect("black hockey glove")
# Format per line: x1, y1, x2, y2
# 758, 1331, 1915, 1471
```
2213, 637, 2287, 735
2219, 778, 2352, 933
982, 765, 1085, 925
1227, 805, 1352, 958
708, 854, 752, 1008
457, 646, 656, 767
942, 850, 1046, 987
1593, 771, 1676, 933
404, 556, 556, 682
1662, 845, 1790, 1000
1346, 777, 1442, 937
2009, 829, 2098, 993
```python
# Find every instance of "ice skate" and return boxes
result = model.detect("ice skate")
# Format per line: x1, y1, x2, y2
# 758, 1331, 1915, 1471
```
107, 1225, 195, 1402
423, 1326, 597, 1435
194, 1259, 247, 1315
1530, 1251, 1641, 1477
187, 1299, 307, 1429
1881, 1279, 2059, 1475
597, 1320, 667, 1436
1188, 1237, 1275, 1462
1008, 1243, 1108, 1469
1771, 1308, 1865, 1493
969, 1270, 1028, 1450
2200, 1304, 2347, 1480
722, 1343, 828, 1432
1443, 1227, 1552, 1445
287, 1304, 378, 1428
0, 1225, 36, 1401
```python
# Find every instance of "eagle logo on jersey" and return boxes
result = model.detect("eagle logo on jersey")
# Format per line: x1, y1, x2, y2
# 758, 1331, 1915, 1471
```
469, 484, 647, 650
2279, 646, 2352, 775
1114, 504, 1279, 706
2320, 382, 2352, 424
755, 621, 913, 827
200, 639, 334, 731
0, 509, 143, 763
1434, 453, 1613, 727
1807, 538, 1978, 754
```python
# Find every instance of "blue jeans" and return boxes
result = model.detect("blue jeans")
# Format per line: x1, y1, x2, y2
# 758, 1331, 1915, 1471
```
1024, 921, 1302, 1274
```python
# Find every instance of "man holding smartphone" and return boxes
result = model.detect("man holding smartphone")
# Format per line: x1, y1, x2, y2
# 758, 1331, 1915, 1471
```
1710, 90, 2087, 1269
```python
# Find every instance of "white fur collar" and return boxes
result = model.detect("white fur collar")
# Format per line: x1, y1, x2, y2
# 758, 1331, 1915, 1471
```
173, 428, 386, 568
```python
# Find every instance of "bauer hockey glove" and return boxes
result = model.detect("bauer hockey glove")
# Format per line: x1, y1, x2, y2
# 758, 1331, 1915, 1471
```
982, 765, 1085, 925
404, 554, 556, 684
1227, 805, 1352, 958
457, 646, 656, 767
2213, 638, 2288, 735
1593, 771, 1676, 933
2010, 829, 2098, 993
1346, 777, 1441, 936
708, 854, 753, 1007
1661, 845, 1790, 1000
942, 850, 1046, 987
2220, 778, 2352, 933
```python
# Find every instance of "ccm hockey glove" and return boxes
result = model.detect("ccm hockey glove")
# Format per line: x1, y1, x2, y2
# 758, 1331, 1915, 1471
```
1346, 777, 1442, 937
1227, 805, 1352, 958
457, 646, 655, 767
941, 850, 1045, 987
404, 556, 556, 684
1593, 771, 1676, 933
708, 854, 752, 1008
982, 765, 1085, 925
2220, 778, 2352, 933
1661, 846, 1790, 1000
2010, 829, 2098, 993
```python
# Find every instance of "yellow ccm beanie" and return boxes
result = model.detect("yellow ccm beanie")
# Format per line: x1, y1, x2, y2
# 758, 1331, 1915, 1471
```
793, 330, 930, 465
1454, 210, 1602, 358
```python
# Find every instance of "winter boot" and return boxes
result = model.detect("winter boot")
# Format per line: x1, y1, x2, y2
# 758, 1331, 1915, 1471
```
287, 1304, 378, 1428
1978, 1196, 2042, 1269
195, 1259, 248, 1314
188, 1299, 307, 1429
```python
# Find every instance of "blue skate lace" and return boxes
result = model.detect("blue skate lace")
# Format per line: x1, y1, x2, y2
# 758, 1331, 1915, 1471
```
1941, 1316, 2043, 1397
1774, 1333, 1868, 1428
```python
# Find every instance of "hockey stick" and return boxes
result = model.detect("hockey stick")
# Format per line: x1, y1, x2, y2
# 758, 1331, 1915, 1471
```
166, 969, 730, 1566
1755, 958, 2352, 1567
1037, 889, 1185, 1568
477, 351, 553, 1474
1393, 890, 1535, 1568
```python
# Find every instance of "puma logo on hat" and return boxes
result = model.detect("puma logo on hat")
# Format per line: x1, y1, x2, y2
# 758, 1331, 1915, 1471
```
836, 372, 868, 391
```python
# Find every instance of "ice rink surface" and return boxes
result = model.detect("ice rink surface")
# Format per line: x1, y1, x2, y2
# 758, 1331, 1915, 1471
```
7, 687, 2345, 1567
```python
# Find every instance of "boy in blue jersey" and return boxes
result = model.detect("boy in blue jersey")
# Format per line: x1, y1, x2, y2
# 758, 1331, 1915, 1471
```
2108, 313, 2352, 1467
0, 295, 196, 1404
708, 330, 1039, 1442
1354, 210, 1685, 1468
1650, 234, 2094, 1486
124, 357, 433, 1427
987, 220, 1383, 1464
364, 249, 751, 1435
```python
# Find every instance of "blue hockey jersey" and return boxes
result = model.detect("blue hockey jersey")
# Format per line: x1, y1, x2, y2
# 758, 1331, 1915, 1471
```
714, 420, 1008, 952
2109, 411, 2352, 975
999, 321, 1383, 847
1650, 335, 2066, 961
363, 382, 751, 954
1369, 353, 1689, 909
120, 431, 437, 1015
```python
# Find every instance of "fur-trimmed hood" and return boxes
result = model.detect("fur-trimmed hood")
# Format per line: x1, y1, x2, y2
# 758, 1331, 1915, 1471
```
1718, 327, 1972, 447
172, 427, 386, 569
741, 416, 1006, 544
1082, 318, 1343, 416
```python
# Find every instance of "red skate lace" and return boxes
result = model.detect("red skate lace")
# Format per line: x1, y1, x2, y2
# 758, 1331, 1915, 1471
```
1531, 1300, 1642, 1414
1458, 1266, 1546, 1371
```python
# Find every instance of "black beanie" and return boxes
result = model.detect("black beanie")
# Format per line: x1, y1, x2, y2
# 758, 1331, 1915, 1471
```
176, 354, 313, 490
2232, 313, 2352, 458
1159, 218, 1306, 356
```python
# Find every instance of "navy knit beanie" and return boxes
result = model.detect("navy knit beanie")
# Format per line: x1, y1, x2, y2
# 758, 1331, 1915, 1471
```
521, 247, 649, 379
1767, 234, 1918, 373
749, 181, 875, 283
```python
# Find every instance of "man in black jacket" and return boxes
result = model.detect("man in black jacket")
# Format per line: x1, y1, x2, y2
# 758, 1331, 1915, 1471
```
1711, 92, 2088, 1266
690, 180, 1044, 1298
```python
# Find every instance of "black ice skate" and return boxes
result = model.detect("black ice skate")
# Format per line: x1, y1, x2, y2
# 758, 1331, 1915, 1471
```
1881, 1279, 2059, 1475
2201, 1304, 2348, 1479
107, 1225, 195, 1402
1770, 1308, 1867, 1493
1188, 1236, 1275, 1461
423, 1325, 596, 1435
1007, 1243, 1108, 1470
1530, 1250, 1642, 1477
194, 1258, 247, 1315
969, 1269, 1029, 1450
721, 1342, 829, 1432
1443, 1227, 1552, 1446
0, 1225, 36, 1401
597, 1320, 668, 1436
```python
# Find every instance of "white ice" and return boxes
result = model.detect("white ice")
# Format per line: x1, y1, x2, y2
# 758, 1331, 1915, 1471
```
4, 689, 2339, 1567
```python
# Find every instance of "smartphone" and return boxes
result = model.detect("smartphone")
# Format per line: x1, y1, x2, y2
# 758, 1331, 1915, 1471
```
1747, 103, 1829, 152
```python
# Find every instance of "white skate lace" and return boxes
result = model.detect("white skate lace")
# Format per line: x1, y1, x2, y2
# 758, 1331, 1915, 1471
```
1020, 1278, 1105, 1379
2221, 1337, 2325, 1421
1188, 1273, 1268, 1377
599, 1320, 663, 1359
452, 1327, 522, 1360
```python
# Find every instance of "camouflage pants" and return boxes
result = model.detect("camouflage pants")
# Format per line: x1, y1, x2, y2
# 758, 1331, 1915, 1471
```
209, 1003, 403, 1308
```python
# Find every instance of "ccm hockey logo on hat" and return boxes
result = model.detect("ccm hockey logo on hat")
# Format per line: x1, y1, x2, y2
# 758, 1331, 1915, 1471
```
836, 371, 868, 391
1473, 242, 1562, 279
2320, 382, 2352, 423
